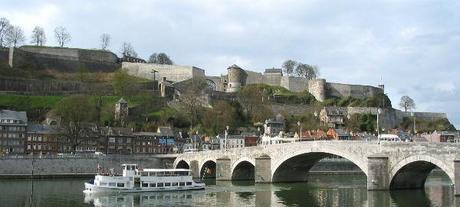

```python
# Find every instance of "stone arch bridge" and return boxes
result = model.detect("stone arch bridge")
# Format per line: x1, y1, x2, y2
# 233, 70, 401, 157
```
173, 141, 460, 194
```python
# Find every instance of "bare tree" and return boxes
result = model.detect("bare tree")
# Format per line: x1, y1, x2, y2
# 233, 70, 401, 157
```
0, 17, 10, 47
295, 63, 319, 80
30, 26, 46, 46
282, 60, 297, 76
399, 95, 416, 112
100, 33, 110, 50
120, 42, 138, 57
54, 26, 71, 47
148, 52, 174, 64
5, 25, 25, 47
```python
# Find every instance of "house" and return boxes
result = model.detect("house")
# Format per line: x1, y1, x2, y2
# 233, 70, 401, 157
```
0, 110, 27, 154
425, 131, 456, 143
99, 127, 135, 154
264, 114, 285, 136
26, 124, 61, 155
326, 128, 351, 140
320, 107, 347, 128
219, 135, 245, 149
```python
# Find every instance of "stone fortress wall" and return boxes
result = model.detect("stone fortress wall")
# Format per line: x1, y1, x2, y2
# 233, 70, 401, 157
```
213, 66, 383, 102
9, 46, 120, 72
122, 62, 206, 82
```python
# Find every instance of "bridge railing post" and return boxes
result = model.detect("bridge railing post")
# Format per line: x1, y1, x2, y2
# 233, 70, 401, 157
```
367, 154, 389, 191
255, 154, 271, 183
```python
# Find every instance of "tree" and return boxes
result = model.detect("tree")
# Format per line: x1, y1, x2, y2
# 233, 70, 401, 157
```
148, 53, 174, 65
399, 95, 415, 112
202, 101, 237, 135
177, 78, 208, 129
237, 85, 273, 123
282, 60, 297, 76
5, 25, 25, 47
54, 95, 97, 152
295, 63, 319, 80
100, 33, 110, 50
30, 26, 46, 46
54, 26, 71, 47
120, 42, 138, 57
0, 17, 10, 47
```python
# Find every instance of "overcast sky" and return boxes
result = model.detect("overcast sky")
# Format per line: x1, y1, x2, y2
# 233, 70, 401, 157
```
1, 0, 459, 128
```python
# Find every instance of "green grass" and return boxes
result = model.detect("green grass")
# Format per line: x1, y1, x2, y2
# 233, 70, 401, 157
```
0, 95, 63, 110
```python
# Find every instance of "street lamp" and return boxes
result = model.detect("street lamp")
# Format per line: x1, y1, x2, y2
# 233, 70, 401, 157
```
151, 69, 158, 91
297, 121, 301, 140
225, 126, 229, 151
377, 108, 382, 142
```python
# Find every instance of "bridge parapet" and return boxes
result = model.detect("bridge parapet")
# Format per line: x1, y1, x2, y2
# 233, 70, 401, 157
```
174, 141, 460, 194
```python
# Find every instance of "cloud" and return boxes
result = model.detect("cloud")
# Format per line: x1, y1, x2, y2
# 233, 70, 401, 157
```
0, 0, 459, 128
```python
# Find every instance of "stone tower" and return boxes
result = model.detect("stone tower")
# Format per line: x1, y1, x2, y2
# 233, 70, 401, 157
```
308, 79, 326, 102
226, 64, 248, 93
115, 98, 128, 121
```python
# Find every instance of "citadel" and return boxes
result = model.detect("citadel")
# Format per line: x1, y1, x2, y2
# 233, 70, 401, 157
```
0, 46, 448, 130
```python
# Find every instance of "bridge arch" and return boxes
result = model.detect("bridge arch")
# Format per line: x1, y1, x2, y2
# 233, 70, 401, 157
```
271, 148, 368, 182
389, 155, 454, 189
200, 159, 216, 178
232, 160, 255, 180
175, 160, 190, 169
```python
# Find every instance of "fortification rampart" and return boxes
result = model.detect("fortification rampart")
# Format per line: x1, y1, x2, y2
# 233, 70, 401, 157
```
122, 62, 205, 82
280, 76, 308, 93
326, 82, 383, 99
8, 46, 120, 72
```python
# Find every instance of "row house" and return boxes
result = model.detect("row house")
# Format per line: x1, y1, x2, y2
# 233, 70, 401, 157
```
0, 110, 27, 154
26, 124, 60, 154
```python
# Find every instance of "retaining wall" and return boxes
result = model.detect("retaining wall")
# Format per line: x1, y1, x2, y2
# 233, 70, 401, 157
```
0, 155, 172, 177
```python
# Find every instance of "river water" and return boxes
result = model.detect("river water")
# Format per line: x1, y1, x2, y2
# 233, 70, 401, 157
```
0, 172, 456, 207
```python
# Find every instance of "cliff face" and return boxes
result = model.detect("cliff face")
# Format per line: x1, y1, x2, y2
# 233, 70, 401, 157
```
3, 46, 120, 72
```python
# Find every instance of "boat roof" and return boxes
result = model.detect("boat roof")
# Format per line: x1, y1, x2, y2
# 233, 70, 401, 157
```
141, 168, 191, 172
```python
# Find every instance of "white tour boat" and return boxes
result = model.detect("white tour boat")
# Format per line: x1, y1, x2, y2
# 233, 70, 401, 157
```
83, 164, 205, 193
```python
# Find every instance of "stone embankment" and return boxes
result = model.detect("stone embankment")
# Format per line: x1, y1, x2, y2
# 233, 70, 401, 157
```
0, 154, 175, 178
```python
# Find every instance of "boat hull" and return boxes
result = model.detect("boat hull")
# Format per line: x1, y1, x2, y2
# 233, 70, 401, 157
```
84, 182, 205, 193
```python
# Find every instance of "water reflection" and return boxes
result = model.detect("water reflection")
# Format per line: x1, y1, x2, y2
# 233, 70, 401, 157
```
84, 191, 201, 207
0, 173, 455, 207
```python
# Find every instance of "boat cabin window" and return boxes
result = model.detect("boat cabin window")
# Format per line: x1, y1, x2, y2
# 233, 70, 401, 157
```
150, 183, 156, 187
142, 182, 148, 187
157, 183, 164, 187
172, 182, 178, 186
179, 182, 185, 186
165, 183, 171, 187
99, 182, 107, 186
141, 172, 148, 176
109, 182, 116, 187
117, 183, 124, 187
186, 182, 192, 186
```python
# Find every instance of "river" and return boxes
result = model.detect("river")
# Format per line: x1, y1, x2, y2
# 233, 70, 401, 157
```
0, 172, 456, 207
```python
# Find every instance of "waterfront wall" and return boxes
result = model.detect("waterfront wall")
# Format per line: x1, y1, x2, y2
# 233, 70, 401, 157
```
0, 155, 172, 177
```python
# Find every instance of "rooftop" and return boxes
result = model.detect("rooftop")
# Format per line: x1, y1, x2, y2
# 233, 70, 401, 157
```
0, 110, 27, 124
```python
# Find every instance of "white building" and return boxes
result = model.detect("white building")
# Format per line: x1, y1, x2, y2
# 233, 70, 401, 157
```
219, 135, 245, 150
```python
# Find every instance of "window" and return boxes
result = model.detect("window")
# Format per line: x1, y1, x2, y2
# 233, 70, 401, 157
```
157, 183, 164, 187
109, 183, 116, 187
117, 183, 125, 187
165, 183, 171, 187
172, 182, 178, 186
149, 183, 156, 187
99, 182, 107, 186
179, 182, 185, 186
142, 182, 148, 187
186, 182, 192, 186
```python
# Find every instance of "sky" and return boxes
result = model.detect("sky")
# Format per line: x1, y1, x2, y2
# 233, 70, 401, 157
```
1, 0, 459, 128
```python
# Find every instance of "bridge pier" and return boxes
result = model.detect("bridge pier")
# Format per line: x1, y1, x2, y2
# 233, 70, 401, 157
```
190, 160, 200, 179
216, 157, 231, 181
255, 154, 271, 183
367, 154, 389, 191
455, 160, 460, 196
